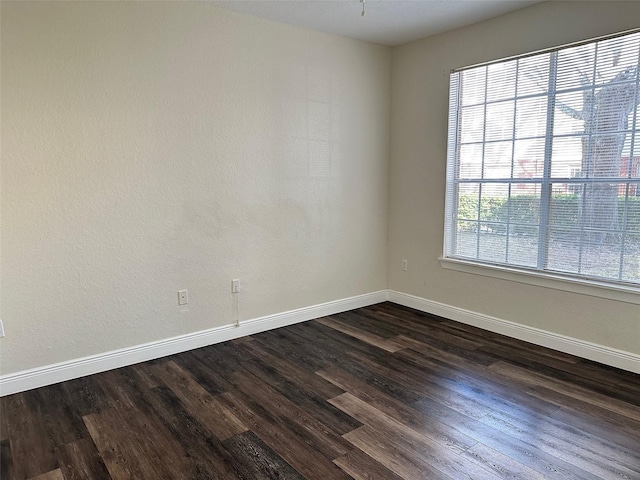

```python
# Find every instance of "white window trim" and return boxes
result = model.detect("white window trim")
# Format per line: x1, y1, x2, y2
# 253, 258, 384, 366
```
439, 256, 640, 305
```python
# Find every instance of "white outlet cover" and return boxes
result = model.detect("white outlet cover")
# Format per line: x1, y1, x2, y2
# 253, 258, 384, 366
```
0, 320, 5, 337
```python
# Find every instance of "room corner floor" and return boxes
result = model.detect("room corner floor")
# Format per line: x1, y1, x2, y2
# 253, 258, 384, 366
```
1, 302, 639, 479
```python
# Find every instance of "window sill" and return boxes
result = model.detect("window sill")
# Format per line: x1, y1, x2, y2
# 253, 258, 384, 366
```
438, 257, 640, 305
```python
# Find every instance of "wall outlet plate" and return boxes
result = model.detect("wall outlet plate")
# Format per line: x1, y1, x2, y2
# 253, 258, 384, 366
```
178, 290, 188, 305
0, 320, 5, 337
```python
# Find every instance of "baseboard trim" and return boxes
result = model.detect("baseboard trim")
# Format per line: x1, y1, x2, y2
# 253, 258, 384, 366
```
3, 288, 637, 396
0, 290, 388, 396
388, 290, 640, 374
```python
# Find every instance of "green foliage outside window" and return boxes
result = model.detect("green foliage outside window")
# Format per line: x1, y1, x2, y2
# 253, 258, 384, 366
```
457, 195, 640, 237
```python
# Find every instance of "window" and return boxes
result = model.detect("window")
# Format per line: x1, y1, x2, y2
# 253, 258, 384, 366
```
444, 30, 640, 289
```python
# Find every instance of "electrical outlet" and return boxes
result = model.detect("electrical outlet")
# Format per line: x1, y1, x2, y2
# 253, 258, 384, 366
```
178, 289, 188, 305
0, 320, 4, 337
231, 279, 240, 294
401, 259, 408, 271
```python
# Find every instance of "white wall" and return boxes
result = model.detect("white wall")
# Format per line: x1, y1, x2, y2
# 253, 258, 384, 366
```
389, 1, 640, 355
0, 1, 390, 375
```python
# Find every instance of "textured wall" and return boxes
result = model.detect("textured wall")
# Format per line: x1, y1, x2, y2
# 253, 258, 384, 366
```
388, 1, 640, 354
0, 1, 390, 374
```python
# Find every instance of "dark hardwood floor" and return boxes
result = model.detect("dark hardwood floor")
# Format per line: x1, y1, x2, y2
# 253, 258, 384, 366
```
2, 302, 640, 479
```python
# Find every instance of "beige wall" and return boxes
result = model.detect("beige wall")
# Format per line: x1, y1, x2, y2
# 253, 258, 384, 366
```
388, 1, 640, 354
0, 1, 390, 374
3, 0, 639, 378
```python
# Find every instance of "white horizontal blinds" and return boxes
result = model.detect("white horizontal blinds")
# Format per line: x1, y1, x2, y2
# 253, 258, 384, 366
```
450, 54, 551, 268
445, 30, 640, 286
444, 72, 461, 257
549, 33, 640, 283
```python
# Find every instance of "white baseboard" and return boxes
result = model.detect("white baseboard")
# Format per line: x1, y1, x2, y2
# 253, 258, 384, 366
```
0, 290, 388, 396
2, 288, 637, 396
388, 290, 640, 374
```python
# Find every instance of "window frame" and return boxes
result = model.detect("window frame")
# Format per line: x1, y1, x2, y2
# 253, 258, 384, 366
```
443, 28, 640, 302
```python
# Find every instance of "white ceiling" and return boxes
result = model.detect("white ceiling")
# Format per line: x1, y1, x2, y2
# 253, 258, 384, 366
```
209, 0, 540, 46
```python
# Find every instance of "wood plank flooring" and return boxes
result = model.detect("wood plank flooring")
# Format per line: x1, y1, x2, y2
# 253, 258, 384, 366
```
1, 302, 639, 479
